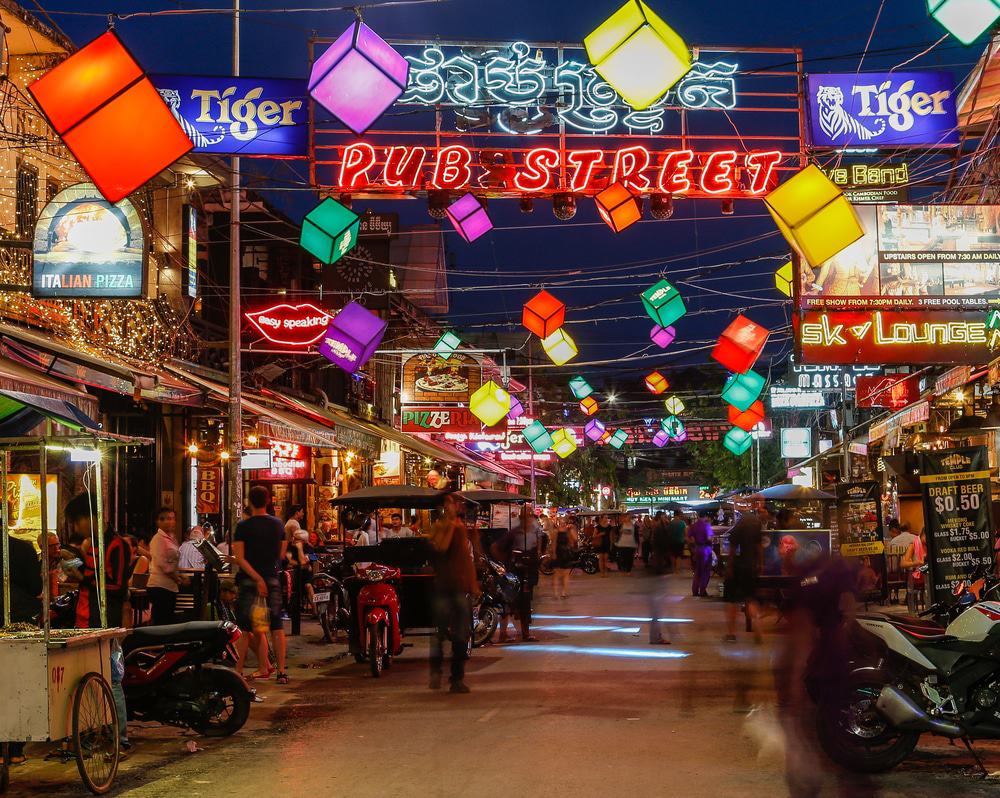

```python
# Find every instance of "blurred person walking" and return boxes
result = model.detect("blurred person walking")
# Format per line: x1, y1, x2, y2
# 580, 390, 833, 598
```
616, 514, 637, 574
724, 505, 769, 643
594, 514, 613, 576
552, 521, 578, 599
687, 510, 714, 597
665, 510, 688, 573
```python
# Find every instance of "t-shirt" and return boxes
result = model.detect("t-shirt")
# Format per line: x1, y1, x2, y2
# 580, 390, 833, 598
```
729, 514, 763, 575
285, 518, 302, 537
889, 531, 918, 554
148, 529, 180, 593
234, 514, 285, 583
666, 519, 687, 546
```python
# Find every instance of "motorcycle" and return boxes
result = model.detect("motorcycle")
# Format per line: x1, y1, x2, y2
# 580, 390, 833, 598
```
122, 620, 253, 737
350, 563, 403, 678
473, 557, 521, 648
539, 542, 600, 576
313, 566, 351, 643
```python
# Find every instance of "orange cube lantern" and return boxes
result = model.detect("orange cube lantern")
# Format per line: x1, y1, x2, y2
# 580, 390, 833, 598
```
522, 289, 566, 338
645, 370, 669, 394
28, 31, 193, 203
728, 400, 765, 432
712, 314, 770, 374
595, 182, 641, 233
580, 396, 599, 416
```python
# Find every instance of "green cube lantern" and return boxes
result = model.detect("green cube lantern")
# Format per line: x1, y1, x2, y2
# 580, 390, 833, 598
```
721, 370, 766, 413
607, 429, 629, 449
300, 197, 360, 265
641, 279, 686, 328
723, 426, 753, 456
569, 376, 594, 400
434, 330, 461, 357
928, 0, 1000, 45
523, 420, 553, 454
662, 415, 685, 438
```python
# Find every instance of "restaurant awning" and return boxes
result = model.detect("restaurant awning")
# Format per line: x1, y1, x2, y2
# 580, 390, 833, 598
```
0, 389, 100, 435
0, 356, 99, 419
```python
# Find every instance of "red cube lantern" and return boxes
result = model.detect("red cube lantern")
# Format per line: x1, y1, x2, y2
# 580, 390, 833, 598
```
644, 371, 669, 394
711, 314, 770, 374
728, 400, 766, 432
595, 182, 641, 233
522, 289, 566, 338
28, 31, 193, 203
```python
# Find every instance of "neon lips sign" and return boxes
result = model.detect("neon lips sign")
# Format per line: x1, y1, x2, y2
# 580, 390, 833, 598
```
245, 303, 332, 347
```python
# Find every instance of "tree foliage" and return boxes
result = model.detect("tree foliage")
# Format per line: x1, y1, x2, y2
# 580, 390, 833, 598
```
540, 445, 621, 508
686, 437, 784, 492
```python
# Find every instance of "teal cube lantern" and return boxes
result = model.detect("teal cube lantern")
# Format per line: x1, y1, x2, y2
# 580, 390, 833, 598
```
928, 0, 1000, 45
300, 197, 360, 265
721, 370, 765, 413
434, 330, 461, 357
662, 415, 685, 439
641, 279, 686, 327
608, 429, 629, 449
723, 426, 753, 456
523, 420, 553, 454
569, 376, 594, 400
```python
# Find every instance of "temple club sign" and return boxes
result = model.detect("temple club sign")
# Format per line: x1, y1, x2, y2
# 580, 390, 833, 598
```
335, 143, 784, 199
245, 303, 332, 347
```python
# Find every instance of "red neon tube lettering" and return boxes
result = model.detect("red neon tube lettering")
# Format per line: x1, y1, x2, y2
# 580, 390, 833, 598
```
514, 147, 560, 193
431, 145, 473, 189
745, 150, 784, 195
700, 150, 738, 195
383, 146, 427, 189
339, 143, 377, 190
567, 150, 605, 192
658, 150, 694, 194
612, 145, 652, 191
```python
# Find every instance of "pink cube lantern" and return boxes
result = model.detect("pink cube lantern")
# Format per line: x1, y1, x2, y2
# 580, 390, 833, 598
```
585, 419, 606, 441
652, 429, 670, 448
673, 429, 688, 443
650, 324, 676, 348
308, 20, 410, 135
507, 395, 525, 421
446, 193, 493, 242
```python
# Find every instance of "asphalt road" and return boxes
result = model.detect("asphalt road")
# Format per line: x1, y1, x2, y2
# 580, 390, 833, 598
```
12, 569, 1000, 797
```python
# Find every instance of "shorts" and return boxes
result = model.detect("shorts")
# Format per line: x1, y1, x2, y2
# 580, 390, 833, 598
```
236, 577, 283, 632
723, 575, 757, 603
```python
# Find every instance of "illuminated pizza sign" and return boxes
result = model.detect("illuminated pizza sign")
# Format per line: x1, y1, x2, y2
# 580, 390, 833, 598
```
245, 303, 333, 347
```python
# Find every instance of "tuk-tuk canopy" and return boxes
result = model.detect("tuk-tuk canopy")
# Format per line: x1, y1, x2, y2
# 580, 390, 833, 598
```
330, 484, 478, 511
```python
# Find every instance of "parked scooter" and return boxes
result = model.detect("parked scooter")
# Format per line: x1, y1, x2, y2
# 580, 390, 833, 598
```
349, 563, 403, 677
122, 620, 253, 737
539, 542, 600, 576
313, 566, 351, 643
473, 557, 521, 647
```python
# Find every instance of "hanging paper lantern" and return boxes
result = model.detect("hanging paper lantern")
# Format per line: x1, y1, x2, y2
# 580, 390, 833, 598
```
599, 429, 613, 444
728, 400, 765, 432
446, 193, 493, 242
569, 376, 594, 400
663, 395, 685, 415
712, 314, 770, 374
541, 328, 578, 365
662, 415, 685, 439
764, 165, 864, 267
672, 429, 688, 443
583, 0, 692, 110
27, 31, 193, 204
551, 428, 579, 458
650, 324, 677, 348
641, 279, 687, 328
469, 380, 511, 427
723, 426, 753, 456
652, 428, 670, 448
523, 290, 566, 338
607, 429, 629, 449
721, 370, 766, 413
579, 396, 599, 416
434, 330, 462, 357
775, 261, 793, 297
308, 19, 410, 135
585, 418, 607, 441
507, 395, 525, 421
644, 371, 669, 394
319, 301, 387, 373
595, 182, 642, 232
524, 420, 553, 453
300, 197, 360, 265
928, 0, 1000, 44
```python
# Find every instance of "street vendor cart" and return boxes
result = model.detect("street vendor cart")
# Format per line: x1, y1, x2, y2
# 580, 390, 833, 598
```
0, 417, 152, 794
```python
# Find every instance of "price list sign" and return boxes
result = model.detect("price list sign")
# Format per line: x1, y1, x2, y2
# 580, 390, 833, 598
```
919, 446, 995, 605
836, 481, 887, 600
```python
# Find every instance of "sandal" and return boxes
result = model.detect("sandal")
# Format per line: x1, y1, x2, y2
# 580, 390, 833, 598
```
276, 672, 290, 685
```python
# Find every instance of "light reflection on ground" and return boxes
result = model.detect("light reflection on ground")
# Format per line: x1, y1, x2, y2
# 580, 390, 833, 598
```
512, 643, 690, 659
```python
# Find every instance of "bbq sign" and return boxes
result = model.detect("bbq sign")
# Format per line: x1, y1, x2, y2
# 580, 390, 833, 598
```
245, 303, 332, 347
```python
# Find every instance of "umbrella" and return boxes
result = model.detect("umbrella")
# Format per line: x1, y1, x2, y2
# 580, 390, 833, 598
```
460, 489, 528, 504
0, 389, 100, 436
329, 485, 478, 510
752, 484, 836, 502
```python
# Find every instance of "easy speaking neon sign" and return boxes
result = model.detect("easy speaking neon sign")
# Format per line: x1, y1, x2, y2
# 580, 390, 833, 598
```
245, 303, 332, 347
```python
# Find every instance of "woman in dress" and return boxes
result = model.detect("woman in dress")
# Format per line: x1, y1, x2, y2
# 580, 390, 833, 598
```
553, 521, 578, 599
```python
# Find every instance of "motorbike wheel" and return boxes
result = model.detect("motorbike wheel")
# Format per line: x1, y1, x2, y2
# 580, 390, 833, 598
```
368, 623, 384, 678
318, 605, 334, 643
816, 681, 919, 773
539, 558, 554, 577
581, 556, 599, 575
190, 669, 252, 738
473, 604, 501, 648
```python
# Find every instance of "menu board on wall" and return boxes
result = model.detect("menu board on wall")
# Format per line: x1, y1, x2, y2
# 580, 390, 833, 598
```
836, 481, 887, 600
920, 446, 995, 605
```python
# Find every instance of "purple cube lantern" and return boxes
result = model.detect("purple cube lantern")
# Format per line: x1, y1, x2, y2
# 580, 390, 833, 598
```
652, 428, 670, 448
446, 193, 493, 242
585, 418, 606, 442
673, 429, 688, 443
507, 395, 525, 421
650, 324, 676, 349
318, 301, 387, 373
308, 20, 410, 135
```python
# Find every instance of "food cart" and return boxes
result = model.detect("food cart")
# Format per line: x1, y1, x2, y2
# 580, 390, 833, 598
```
0, 422, 151, 794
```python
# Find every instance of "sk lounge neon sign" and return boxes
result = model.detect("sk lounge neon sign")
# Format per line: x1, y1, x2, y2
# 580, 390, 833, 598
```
245, 303, 332, 347
801, 312, 992, 348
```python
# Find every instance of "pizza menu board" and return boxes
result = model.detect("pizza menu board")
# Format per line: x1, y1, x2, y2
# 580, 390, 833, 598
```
401, 352, 482, 404
836, 481, 887, 600
920, 446, 995, 606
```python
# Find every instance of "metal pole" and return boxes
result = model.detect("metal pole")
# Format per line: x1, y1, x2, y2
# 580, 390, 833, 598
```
40, 440, 49, 646
95, 448, 107, 629
528, 340, 536, 504
228, 0, 243, 540
1, 449, 9, 628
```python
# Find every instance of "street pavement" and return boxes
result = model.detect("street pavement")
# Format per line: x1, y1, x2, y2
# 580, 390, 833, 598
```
12, 568, 1000, 797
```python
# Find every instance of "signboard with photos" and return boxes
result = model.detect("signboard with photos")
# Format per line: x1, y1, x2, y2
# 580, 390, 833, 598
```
401, 351, 483, 405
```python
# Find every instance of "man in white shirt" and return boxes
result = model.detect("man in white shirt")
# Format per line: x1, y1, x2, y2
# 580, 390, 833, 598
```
889, 523, 918, 555
385, 513, 413, 538
285, 505, 305, 539
178, 526, 205, 569
148, 508, 184, 625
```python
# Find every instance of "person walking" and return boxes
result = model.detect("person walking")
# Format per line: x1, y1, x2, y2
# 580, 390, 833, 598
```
687, 510, 714, 597
724, 505, 769, 642
552, 520, 578, 599
665, 510, 688, 573
594, 514, 612, 576
901, 527, 927, 614
640, 515, 654, 566
616, 514, 638, 574
148, 507, 183, 626
428, 493, 478, 693
67, 492, 132, 629
651, 511, 671, 574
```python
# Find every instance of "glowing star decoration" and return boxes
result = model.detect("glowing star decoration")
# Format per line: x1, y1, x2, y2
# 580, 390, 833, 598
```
712, 314, 770, 374
650, 324, 676, 348
523, 420, 553, 453
469, 380, 512, 427
775, 261, 793, 297
645, 371, 669, 394
27, 30, 193, 204
580, 396, 599, 416
299, 197, 360, 265
585, 418, 607, 441
663, 395, 685, 415
433, 330, 462, 357
551, 428, 579, 458
308, 19, 410, 135
594, 182, 642, 232
607, 429, 629, 449
728, 400, 765, 432
928, 0, 1000, 44
445, 193, 493, 242
541, 328, 578, 365
569, 376, 594, 400
318, 301, 387, 373
723, 426, 753, 456
764, 165, 863, 267
522, 290, 566, 338
507, 395, 525, 421
584, 0, 692, 111
641, 279, 687, 328
721, 370, 766, 413
652, 428, 670, 447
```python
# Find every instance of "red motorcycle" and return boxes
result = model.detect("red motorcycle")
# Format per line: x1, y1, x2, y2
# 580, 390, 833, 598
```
350, 563, 403, 677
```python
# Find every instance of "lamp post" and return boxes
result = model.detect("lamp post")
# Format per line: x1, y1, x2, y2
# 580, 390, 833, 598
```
228, 0, 243, 541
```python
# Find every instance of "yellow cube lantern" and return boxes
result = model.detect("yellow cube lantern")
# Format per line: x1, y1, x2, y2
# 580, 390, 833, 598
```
542, 328, 579, 365
580, 396, 599, 416
469, 379, 511, 427
551, 428, 579, 458
775, 261, 793, 297
584, 0, 691, 111
764, 165, 864, 267
664, 395, 685, 415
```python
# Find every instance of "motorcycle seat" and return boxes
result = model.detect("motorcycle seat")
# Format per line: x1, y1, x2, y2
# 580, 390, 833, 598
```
124, 621, 232, 653
862, 612, 947, 639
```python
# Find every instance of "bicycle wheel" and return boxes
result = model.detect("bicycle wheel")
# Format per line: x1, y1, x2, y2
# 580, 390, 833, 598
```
73, 672, 120, 795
